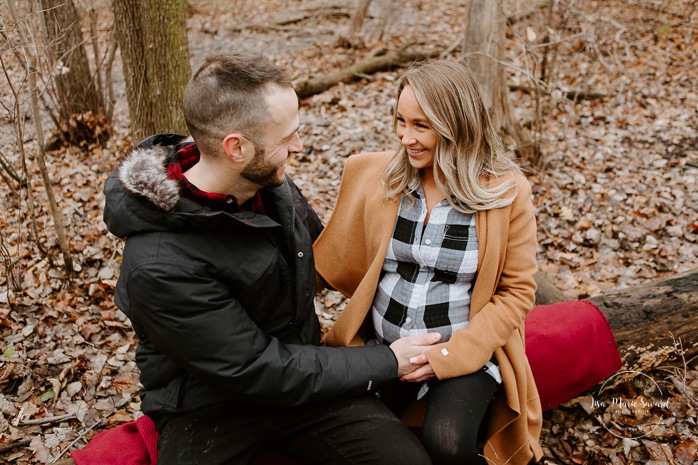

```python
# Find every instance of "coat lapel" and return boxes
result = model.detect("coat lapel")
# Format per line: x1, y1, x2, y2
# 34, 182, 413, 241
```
323, 195, 399, 347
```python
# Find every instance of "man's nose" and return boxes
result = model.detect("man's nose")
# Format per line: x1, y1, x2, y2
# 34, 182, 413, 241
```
289, 132, 303, 153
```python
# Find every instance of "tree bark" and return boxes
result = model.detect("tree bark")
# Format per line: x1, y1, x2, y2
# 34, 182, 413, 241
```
462, 0, 535, 162
347, 0, 372, 43
112, 0, 191, 141
533, 268, 698, 362
588, 268, 698, 361
40, 0, 103, 119
534, 271, 569, 305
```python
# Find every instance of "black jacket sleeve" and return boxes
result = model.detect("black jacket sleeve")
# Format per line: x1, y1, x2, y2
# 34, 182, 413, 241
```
126, 262, 397, 407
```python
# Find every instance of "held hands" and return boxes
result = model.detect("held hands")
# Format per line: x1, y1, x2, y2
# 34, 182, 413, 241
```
389, 333, 441, 378
400, 354, 435, 383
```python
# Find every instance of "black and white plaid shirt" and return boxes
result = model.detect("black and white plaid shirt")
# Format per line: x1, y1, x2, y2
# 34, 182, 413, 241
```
372, 186, 501, 384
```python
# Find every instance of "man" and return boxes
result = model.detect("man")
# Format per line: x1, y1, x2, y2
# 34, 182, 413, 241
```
103, 53, 439, 465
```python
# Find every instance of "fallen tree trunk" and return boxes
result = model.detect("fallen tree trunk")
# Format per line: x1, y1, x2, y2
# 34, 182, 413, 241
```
534, 268, 698, 362
294, 47, 443, 99
292, 0, 549, 100
45, 270, 698, 465
588, 267, 698, 362
534, 271, 569, 305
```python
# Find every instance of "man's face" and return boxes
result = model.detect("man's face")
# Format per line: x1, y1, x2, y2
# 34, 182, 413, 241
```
241, 85, 302, 188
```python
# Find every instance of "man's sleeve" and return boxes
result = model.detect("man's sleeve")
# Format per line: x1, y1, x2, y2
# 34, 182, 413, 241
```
127, 263, 397, 407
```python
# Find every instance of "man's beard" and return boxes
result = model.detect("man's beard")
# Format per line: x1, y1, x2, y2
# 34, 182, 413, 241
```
241, 145, 285, 188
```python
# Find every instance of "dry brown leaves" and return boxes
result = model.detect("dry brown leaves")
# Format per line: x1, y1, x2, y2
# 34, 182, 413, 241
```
1, 0, 696, 463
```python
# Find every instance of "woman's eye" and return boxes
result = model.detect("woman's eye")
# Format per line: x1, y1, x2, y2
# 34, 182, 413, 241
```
416, 123, 429, 129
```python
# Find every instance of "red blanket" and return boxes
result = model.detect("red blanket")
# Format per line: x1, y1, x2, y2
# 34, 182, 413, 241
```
525, 300, 622, 410
71, 415, 158, 465
72, 300, 621, 464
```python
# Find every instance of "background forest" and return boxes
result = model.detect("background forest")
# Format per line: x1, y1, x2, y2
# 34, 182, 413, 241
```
0, 0, 696, 464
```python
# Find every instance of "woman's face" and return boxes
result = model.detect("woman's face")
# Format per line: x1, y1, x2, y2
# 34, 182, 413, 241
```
395, 85, 438, 170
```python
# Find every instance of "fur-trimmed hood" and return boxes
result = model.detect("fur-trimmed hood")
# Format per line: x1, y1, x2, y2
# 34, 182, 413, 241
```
102, 134, 214, 238
116, 145, 181, 211
102, 134, 295, 239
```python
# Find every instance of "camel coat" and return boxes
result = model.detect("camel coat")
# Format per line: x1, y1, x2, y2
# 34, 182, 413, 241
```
314, 152, 543, 465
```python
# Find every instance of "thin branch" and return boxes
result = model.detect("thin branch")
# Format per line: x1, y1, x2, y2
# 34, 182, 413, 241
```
0, 151, 26, 186
20, 412, 76, 426
0, 35, 51, 261
506, 0, 549, 25
6, 0, 73, 275
49, 418, 103, 464
460, 50, 550, 92
0, 438, 32, 454
103, 33, 117, 121
664, 333, 697, 408
439, 35, 463, 59
88, 0, 105, 114
0, 18, 60, 128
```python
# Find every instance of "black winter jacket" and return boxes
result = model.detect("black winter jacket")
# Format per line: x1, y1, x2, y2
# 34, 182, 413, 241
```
103, 134, 397, 416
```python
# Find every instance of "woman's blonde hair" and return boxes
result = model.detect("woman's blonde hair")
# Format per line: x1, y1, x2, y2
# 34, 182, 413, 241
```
383, 60, 522, 213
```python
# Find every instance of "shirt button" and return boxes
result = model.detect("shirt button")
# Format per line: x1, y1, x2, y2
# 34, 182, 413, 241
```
405, 317, 412, 324
297, 252, 304, 258
425, 239, 432, 245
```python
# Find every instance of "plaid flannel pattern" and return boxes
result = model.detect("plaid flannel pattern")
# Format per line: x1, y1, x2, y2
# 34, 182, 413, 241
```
167, 143, 267, 214
373, 187, 501, 384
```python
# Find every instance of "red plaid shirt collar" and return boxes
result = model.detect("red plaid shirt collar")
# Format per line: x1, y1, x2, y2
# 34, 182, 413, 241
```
167, 143, 266, 214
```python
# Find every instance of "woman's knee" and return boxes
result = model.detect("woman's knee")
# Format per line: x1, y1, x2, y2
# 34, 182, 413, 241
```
422, 424, 483, 465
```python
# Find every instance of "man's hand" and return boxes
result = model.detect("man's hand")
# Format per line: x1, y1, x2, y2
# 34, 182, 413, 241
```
389, 333, 441, 377
400, 359, 435, 383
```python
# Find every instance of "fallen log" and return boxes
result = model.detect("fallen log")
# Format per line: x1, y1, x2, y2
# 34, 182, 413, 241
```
43, 271, 698, 465
533, 268, 698, 362
290, 0, 548, 101
588, 267, 698, 362
509, 84, 608, 101
534, 270, 569, 305
294, 47, 443, 99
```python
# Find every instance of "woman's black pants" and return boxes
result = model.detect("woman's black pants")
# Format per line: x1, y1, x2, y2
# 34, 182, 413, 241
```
377, 371, 499, 465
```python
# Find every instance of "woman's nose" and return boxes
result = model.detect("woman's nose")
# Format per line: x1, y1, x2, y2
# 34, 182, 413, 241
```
401, 132, 417, 145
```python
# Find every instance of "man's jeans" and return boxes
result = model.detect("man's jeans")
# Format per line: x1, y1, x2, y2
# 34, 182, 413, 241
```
154, 395, 431, 465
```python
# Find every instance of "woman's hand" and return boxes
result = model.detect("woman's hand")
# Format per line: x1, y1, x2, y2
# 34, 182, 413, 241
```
389, 333, 441, 377
400, 357, 435, 382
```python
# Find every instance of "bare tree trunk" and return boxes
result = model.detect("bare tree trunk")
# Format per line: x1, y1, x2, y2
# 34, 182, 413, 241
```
462, 0, 535, 162
348, 0, 372, 42
112, 0, 191, 141
40, 0, 104, 119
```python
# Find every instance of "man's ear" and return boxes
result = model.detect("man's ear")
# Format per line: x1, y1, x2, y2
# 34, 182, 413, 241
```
222, 134, 247, 163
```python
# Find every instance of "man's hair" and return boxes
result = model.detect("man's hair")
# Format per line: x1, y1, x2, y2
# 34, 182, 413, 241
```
183, 53, 293, 157
383, 60, 521, 213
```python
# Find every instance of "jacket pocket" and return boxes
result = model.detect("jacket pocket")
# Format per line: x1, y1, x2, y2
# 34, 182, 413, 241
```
141, 373, 188, 414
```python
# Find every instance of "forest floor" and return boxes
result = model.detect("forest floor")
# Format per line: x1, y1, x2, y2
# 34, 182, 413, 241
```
0, 0, 696, 464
